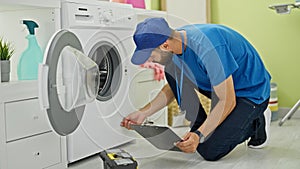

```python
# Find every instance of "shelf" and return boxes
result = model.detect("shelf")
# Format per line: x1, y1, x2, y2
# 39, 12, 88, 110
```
0, 0, 60, 12
0, 80, 38, 102
134, 8, 166, 17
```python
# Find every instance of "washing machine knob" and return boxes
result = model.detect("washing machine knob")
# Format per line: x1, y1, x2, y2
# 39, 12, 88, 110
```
102, 10, 113, 23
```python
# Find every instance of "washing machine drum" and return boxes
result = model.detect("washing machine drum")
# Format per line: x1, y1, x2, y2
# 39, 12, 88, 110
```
39, 30, 100, 136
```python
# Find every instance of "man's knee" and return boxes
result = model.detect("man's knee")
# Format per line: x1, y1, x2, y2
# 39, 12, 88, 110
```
198, 151, 223, 161
197, 145, 227, 161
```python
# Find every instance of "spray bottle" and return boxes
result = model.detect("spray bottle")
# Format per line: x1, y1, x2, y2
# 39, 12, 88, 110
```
17, 20, 43, 80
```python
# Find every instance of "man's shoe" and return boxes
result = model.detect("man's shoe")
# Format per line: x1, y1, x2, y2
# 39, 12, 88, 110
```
248, 108, 271, 149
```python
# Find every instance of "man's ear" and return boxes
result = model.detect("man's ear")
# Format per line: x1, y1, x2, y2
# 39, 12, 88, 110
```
159, 41, 169, 50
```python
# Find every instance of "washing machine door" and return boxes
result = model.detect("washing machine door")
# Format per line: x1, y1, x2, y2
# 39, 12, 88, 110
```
38, 30, 100, 136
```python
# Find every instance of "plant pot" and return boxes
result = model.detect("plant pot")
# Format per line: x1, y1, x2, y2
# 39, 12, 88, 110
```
1, 60, 10, 82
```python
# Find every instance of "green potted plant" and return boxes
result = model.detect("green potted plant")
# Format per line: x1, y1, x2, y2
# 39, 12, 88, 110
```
0, 37, 14, 82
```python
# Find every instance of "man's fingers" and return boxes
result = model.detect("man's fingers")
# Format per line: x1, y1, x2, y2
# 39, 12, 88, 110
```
175, 135, 198, 153
176, 139, 192, 148
121, 118, 139, 130
121, 118, 130, 129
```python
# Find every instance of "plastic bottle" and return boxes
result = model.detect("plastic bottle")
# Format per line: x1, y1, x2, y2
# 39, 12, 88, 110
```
269, 83, 279, 121
17, 20, 43, 80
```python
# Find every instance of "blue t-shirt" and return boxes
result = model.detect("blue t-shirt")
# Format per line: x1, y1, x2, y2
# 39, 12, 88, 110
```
173, 24, 271, 104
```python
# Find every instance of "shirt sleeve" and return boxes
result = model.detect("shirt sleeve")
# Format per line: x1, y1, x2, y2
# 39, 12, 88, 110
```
201, 45, 238, 86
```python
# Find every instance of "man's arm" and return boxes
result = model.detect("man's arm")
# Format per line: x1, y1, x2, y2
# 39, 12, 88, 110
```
140, 84, 175, 117
199, 75, 236, 137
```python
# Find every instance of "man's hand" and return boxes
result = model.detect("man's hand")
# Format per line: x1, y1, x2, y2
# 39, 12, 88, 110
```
120, 111, 147, 130
140, 62, 165, 81
176, 132, 200, 153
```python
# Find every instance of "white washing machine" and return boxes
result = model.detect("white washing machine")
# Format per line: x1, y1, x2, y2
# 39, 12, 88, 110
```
60, 0, 138, 163
39, 0, 168, 164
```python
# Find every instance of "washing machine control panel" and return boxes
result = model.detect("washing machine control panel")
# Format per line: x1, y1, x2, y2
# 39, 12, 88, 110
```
98, 8, 114, 24
62, 1, 136, 29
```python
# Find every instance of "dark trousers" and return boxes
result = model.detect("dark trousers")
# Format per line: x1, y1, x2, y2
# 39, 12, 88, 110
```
165, 63, 269, 161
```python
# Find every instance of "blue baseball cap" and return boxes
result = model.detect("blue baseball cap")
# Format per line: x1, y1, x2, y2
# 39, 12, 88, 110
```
131, 17, 172, 65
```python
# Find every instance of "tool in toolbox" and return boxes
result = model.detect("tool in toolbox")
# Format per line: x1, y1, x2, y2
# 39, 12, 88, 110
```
99, 149, 138, 169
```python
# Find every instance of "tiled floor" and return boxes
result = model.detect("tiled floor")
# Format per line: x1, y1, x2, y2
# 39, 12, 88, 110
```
68, 118, 300, 169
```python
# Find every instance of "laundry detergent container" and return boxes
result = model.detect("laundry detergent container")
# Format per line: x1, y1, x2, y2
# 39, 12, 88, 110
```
269, 83, 279, 121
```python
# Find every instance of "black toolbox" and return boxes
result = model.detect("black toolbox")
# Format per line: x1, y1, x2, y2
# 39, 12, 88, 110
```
99, 149, 138, 169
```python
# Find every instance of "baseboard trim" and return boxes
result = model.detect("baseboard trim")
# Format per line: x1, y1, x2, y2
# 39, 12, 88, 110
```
278, 107, 300, 119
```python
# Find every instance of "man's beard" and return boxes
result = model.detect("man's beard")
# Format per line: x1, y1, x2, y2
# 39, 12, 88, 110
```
153, 50, 173, 66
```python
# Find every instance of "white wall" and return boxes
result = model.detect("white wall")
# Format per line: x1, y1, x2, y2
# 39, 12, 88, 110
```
165, 0, 209, 28
0, 6, 59, 81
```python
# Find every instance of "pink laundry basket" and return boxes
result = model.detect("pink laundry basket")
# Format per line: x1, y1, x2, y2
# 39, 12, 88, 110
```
126, 0, 145, 8
111, 0, 125, 3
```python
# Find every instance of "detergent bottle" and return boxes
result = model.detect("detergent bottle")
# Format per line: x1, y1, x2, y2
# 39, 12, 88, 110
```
17, 20, 43, 80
